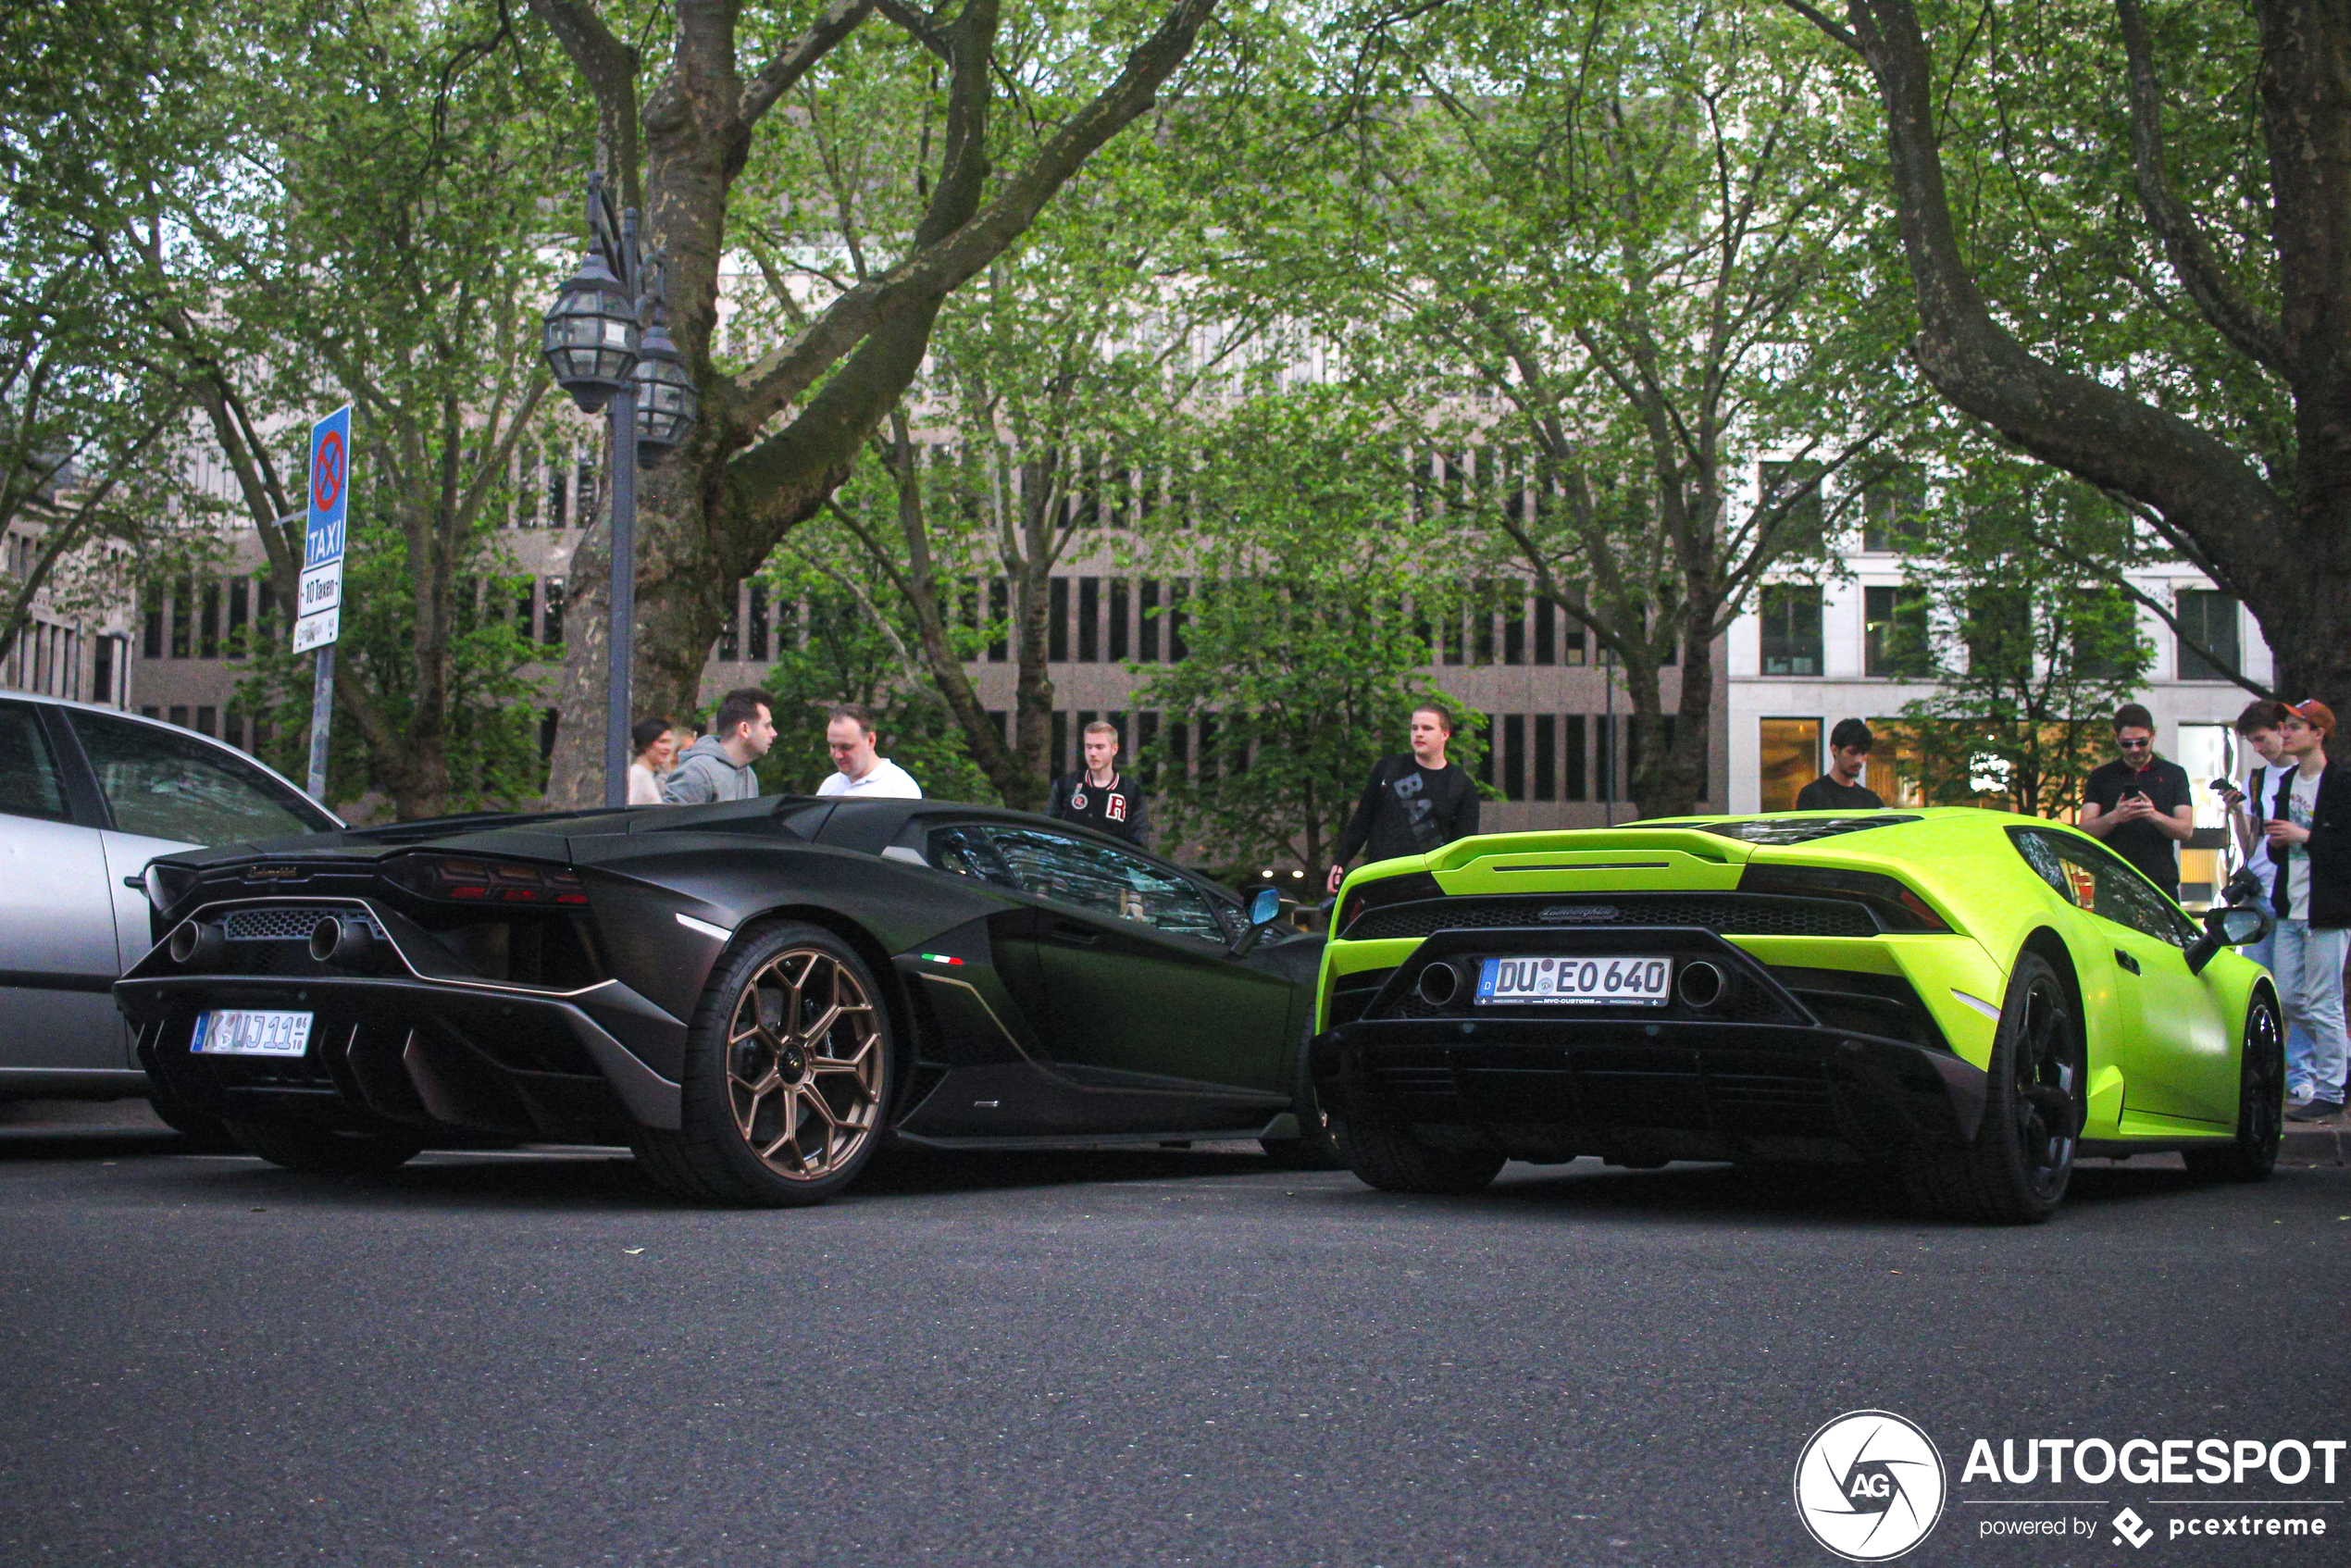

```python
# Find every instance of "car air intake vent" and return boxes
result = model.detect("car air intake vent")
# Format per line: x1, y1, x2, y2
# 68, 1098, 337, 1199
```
1325, 968, 1394, 1027
225, 907, 387, 943
1345, 894, 1877, 942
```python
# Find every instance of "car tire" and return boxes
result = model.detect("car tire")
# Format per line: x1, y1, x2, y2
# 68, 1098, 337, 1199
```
222, 1116, 423, 1175
1905, 951, 2081, 1225
632, 923, 892, 1208
1332, 1111, 1505, 1195
2183, 995, 2283, 1184
1261, 1031, 1345, 1171
145, 1094, 240, 1153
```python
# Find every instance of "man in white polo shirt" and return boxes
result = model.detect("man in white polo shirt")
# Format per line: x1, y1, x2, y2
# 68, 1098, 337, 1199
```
816, 703, 923, 799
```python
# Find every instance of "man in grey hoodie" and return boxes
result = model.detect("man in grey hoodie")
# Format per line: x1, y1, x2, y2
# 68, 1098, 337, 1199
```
661, 688, 777, 804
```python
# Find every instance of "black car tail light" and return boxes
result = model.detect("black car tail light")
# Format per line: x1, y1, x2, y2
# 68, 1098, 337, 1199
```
1737, 863, 1951, 933
1337, 870, 1444, 938
386, 854, 590, 907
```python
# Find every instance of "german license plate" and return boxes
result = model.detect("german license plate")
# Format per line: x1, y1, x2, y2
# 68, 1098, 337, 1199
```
1476, 955, 1673, 1006
191, 1009, 315, 1057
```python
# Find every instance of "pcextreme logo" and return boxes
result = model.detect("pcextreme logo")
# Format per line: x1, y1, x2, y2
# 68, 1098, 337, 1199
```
1793, 1410, 1949, 1562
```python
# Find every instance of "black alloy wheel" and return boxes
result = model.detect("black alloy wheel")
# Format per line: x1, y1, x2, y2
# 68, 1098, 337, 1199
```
222, 1116, 424, 1175
633, 923, 891, 1208
1906, 952, 2081, 1224
2183, 996, 2284, 1183
1331, 1106, 1505, 1196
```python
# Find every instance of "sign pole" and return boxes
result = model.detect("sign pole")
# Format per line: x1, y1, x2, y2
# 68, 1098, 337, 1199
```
306, 643, 335, 802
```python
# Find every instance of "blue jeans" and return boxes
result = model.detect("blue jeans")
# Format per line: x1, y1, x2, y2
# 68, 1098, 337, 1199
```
2245, 928, 2322, 1097
2271, 921, 2350, 1103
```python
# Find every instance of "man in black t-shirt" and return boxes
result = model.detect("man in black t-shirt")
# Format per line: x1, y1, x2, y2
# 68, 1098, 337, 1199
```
1794, 718, 1885, 811
1046, 720, 1151, 846
1325, 703, 1481, 894
2081, 703, 2195, 898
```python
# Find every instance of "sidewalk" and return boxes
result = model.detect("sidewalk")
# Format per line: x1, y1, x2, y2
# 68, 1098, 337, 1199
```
2282, 1116, 2349, 1165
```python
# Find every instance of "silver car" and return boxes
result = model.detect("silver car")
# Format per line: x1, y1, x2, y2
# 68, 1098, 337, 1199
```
0, 693, 338, 1125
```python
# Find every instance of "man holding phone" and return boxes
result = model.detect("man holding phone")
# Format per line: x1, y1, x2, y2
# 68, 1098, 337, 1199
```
2258, 700, 2349, 1121
2080, 703, 2195, 901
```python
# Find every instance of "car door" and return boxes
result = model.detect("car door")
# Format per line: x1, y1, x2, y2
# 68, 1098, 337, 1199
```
2030, 830, 2236, 1124
978, 825, 1292, 1110
64, 707, 335, 974
0, 700, 128, 1075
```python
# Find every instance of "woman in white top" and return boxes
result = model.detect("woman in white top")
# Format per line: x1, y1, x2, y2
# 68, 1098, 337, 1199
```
627, 716, 678, 805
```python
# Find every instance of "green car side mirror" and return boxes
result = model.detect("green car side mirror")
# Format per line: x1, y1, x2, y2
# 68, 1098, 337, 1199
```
2186, 902, 2273, 977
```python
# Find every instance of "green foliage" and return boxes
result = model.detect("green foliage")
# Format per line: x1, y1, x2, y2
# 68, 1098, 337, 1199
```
1884, 463, 2152, 818
1129, 391, 1486, 874
232, 526, 553, 814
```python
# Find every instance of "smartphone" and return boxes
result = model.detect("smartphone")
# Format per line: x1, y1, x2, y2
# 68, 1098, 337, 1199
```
2208, 777, 2239, 798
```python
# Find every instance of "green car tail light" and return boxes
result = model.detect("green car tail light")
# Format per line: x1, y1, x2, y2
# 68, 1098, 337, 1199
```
1737, 863, 1951, 933
1336, 870, 1443, 938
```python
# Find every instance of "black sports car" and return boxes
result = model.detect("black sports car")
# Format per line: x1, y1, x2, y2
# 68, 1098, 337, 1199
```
116, 796, 1330, 1204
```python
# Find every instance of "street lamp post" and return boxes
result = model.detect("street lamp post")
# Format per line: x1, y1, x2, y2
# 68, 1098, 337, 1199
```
540, 173, 699, 808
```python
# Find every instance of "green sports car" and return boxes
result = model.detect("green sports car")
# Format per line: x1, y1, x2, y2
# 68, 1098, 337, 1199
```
1308, 809, 2283, 1223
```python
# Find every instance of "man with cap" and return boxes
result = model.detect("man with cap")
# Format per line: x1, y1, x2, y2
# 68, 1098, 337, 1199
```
2261, 700, 2351, 1121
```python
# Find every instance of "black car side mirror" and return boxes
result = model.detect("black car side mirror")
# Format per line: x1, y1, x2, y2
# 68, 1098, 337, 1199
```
1229, 887, 1284, 959
2186, 902, 2272, 977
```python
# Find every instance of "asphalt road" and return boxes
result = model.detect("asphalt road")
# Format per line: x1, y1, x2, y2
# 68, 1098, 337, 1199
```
3, 1117, 2347, 1568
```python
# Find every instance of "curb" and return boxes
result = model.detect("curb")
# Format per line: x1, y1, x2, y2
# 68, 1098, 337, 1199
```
2281, 1126, 2346, 1165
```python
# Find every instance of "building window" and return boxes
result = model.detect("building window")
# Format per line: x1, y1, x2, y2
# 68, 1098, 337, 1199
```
1503, 714, 1526, 801
200, 581, 220, 658
1759, 583, 1823, 676
1760, 460, 1825, 551
2068, 585, 2134, 680
989, 579, 1008, 662
747, 583, 768, 662
228, 579, 249, 649
542, 579, 565, 647
1759, 717, 1822, 812
1048, 578, 1069, 663
2175, 589, 2238, 681
1533, 713, 1557, 801
1077, 577, 1100, 663
1168, 579, 1189, 662
1863, 584, 1931, 678
1108, 579, 1130, 662
718, 584, 739, 661
1861, 465, 1927, 553
93, 636, 115, 707
1502, 582, 1526, 666
170, 577, 192, 658
1595, 714, 1620, 803
1534, 595, 1557, 665
1564, 714, 1587, 801
1964, 585, 2030, 675
143, 588, 163, 659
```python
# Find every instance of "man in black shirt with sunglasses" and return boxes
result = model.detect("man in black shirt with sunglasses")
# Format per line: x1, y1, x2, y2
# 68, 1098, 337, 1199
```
2081, 703, 2195, 900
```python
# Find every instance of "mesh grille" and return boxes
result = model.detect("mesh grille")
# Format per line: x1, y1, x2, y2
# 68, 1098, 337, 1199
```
224, 907, 386, 943
1345, 894, 1876, 942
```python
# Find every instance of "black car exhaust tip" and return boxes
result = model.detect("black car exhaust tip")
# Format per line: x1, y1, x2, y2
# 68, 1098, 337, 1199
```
168, 921, 224, 968
1677, 959, 1726, 1010
1417, 960, 1461, 1008
308, 915, 374, 967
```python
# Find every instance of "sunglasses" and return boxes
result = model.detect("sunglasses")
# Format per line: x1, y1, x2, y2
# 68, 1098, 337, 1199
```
2117, 738, 2152, 750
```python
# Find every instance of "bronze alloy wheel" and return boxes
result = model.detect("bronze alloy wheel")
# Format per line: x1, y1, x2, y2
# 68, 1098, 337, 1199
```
725, 946, 884, 1182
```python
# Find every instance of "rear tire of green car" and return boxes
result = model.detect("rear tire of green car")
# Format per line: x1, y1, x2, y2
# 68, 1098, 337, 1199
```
1333, 1112, 1505, 1195
1906, 952, 2081, 1225
2183, 995, 2283, 1184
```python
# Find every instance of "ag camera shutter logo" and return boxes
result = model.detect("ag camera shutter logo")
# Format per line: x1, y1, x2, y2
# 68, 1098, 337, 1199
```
1794, 1410, 1947, 1561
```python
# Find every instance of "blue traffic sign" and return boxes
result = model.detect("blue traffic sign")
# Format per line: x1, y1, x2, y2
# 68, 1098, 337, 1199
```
305, 405, 351, 569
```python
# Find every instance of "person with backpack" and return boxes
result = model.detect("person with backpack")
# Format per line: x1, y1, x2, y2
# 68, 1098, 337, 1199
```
1325, 703, 1481, 895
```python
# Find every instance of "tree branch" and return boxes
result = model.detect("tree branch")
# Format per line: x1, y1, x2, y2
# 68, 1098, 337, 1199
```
740, 0, 873, 129
2113, 0, 2287, 379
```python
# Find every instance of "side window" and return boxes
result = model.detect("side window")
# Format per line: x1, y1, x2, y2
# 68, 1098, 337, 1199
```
68, 710, 325, 845
2017, 828, 2193, 948
984, 827, 1226, 943
0, 703, 71, 823
927, 825, 1017, 889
